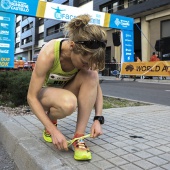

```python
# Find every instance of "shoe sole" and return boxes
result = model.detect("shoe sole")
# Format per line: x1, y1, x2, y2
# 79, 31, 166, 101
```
74, 155, 92, 161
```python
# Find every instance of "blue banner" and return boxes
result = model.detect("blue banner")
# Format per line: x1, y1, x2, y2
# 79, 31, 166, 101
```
122, 30, 134, 62
0, 11, 15, 68
0, 0, 39, 16
109, 14, 134, 31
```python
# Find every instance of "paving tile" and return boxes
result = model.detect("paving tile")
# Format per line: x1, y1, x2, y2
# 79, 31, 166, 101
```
134, 159, 156, 169
147, 156, 168, 166
108, 157, 129, 166
134, 150, 153, 159
97, 150, 116, 159
92, 159, 115, 169
161, 163, 170, 170
144, 141, 161, 147
90, 145, 105, 152
91, 139, 107, 145
155, 145, 170, 152
146, 148, 164, 155
76, 162, 100, 170
110, 148, 128, 156
158, 153, 170, 161
100, 143, 117, 150
122, 153, 141, 162
120, 163, 143, 170
134, 143, 151, 150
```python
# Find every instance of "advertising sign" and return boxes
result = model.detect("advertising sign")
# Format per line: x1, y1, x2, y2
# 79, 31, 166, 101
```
0, 0, 39, 17
0, 11, 15, 68
44, 2, 105, 26
121, 61, 170, 76
122, 30, 134, 62
109, 14, 134, 31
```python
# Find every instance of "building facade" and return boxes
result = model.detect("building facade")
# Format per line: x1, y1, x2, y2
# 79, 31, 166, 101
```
15, 0, 170, 62
94, 0, 170, 61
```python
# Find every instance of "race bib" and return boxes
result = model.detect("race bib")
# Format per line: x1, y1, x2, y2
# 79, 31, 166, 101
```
46, 73, 75, 87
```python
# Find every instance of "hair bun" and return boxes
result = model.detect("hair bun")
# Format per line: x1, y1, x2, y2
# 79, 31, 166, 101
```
75, 19, 88, 27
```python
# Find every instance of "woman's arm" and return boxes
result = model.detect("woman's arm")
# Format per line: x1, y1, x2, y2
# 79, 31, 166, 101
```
27, 40, 55, 128
90, 81, 103, 138
94, 84, 103, 116
27, 40, 68, 150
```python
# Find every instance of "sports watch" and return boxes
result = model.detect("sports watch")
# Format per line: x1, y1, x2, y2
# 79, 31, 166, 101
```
93, 116, 104, 124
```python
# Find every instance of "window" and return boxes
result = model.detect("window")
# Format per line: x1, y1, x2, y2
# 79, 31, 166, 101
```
47, 26, 55, 36
38, 32, 44, 40
22, 22, 33, 33
161, 20, 170, 38
63, 0, 69, 5
60, 22, 66, 31
16, 21, 20, 27
77, 0, 92, 6
22, 36, 32, 45
22, 16, 28, 21
15, 42, 20, 48
128, 0, 148, 7
39, 18, 44, 26
100, 0, 124, 13
47, 23, 64, 36
47, 24, 60, 36
16, 32, 20, 38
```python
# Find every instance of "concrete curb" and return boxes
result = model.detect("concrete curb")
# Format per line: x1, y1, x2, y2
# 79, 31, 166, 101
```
0, 112, 72, 170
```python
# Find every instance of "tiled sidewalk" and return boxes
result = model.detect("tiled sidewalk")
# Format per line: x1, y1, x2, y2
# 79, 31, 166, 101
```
1, 104, 170, 170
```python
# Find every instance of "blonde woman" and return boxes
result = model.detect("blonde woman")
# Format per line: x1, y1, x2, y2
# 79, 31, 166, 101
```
27, 14, 107, 160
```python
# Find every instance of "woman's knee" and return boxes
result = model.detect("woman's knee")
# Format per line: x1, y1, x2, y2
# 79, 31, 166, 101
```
61, 95, 77, 117
79, 70, 99, 85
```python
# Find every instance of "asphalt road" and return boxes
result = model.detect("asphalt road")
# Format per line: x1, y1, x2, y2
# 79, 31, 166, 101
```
101, 80, 170, 106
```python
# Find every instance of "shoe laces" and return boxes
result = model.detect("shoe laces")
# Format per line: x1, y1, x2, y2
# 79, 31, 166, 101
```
67, 134, 90, 147
75, 138, 87, 149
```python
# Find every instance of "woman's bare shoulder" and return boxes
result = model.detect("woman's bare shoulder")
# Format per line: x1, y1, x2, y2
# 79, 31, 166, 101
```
39, 39, 57, 58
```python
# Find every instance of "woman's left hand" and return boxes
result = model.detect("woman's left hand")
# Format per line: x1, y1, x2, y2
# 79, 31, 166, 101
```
90, 120, 103, 138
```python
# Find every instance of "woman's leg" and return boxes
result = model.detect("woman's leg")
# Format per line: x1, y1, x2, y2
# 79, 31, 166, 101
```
64, 69, 99, 135
38, 87, 77, 121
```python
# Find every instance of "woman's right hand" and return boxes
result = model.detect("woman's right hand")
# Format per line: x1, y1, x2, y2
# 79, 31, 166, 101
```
51, 129, 68, 151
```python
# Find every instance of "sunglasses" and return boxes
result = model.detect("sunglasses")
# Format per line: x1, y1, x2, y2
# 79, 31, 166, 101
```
75, 40, 107, 49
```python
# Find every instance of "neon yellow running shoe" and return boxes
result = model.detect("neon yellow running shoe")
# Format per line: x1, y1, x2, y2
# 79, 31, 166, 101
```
72, 137, 92, 161
43, 130, 52, 143
43, 120, 57, 143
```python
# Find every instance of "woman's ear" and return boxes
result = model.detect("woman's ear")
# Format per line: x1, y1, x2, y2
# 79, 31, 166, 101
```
70, 41, 75, 50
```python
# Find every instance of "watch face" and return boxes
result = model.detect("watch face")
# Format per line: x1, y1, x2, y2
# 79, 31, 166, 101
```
94, 116, 104, 124
99, 116, 104, 124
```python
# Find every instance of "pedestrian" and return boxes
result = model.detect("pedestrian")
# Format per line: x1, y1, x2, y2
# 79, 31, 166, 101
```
27, 14, 106, 161
133, 53, 141, 80
150, 52, 160, 61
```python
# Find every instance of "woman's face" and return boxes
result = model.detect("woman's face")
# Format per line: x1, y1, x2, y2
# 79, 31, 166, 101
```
70, 52, 91, 70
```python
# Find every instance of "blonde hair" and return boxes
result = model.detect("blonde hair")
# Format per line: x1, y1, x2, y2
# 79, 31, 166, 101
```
64, 14, 107, 71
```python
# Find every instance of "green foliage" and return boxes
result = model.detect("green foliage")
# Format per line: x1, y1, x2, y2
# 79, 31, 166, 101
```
103, 96, 148, 109
0, 71, 32, 106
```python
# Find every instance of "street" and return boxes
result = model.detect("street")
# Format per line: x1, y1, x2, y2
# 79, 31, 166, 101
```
101, 80, 170, 106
